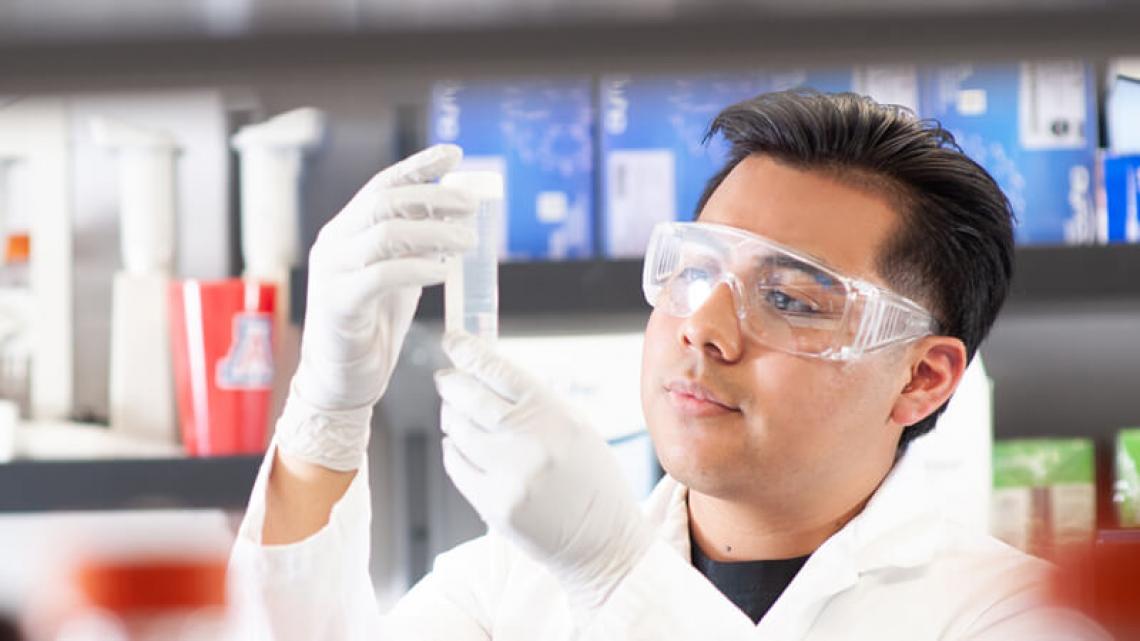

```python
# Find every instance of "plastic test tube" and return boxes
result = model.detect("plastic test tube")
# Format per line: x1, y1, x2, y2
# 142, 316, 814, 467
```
440, 171, 504, 341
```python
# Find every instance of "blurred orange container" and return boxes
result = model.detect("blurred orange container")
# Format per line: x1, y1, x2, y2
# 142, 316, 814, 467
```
1048, 530, 1140, 639
63, 558, 229, 641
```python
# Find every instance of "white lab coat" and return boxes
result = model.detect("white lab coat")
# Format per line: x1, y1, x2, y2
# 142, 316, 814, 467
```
228, 443, 1105, 640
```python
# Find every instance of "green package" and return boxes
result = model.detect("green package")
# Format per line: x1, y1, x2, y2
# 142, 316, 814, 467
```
1115, 429, 1140, 527
991, 438, 1095, 557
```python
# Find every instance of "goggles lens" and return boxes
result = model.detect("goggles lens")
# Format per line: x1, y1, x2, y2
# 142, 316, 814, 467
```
643, 222, 933, 360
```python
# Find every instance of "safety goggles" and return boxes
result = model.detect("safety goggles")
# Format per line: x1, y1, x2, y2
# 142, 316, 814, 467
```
642, 222, 936, 361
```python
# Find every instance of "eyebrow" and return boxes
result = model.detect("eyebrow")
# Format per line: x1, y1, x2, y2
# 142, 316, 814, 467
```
753, 254, 839, 288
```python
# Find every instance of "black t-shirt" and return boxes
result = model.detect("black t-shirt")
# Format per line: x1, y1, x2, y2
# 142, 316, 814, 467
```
689, 535, 811, 625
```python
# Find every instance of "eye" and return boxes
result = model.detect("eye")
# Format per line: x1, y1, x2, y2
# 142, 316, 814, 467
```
677, 266, 711, 282
763, 288, 820, 315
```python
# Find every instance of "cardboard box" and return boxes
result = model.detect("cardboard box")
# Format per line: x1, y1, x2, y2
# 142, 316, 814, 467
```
991, 438, 1096, 558
1115, 428, 1140, 527
1104, 154, 1140, 243
1106, 62, 1140, 153
918, 61, 1100, 245
598, 66, 920, 258
428, 78, 595, 261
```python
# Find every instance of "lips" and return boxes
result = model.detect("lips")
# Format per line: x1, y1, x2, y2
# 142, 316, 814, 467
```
664, 379, 739, 416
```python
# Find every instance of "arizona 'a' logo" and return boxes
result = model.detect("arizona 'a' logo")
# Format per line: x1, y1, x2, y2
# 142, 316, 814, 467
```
216, 313, 274, 390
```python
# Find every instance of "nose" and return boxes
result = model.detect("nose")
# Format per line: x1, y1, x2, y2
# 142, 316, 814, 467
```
678, 281, 743, 363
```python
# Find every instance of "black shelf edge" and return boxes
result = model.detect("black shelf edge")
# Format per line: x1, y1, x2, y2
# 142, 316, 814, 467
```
0, 455, 262, 513
292, 245, 1140, 324
416, 259, 647, 320
1007, 244, 1140, 306
292, 260, 647, 325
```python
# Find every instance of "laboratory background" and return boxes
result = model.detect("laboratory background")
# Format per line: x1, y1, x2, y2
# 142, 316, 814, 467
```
0, 0, 1139, 638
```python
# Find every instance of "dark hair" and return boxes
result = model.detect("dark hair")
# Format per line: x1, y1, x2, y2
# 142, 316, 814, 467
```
698, 89, 1014, 456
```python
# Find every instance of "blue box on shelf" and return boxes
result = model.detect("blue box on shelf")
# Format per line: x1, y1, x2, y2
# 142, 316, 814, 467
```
1107, 73, 1140, 153
1104, 154, 1140, 243
428, 78, 595, 261
597, 66, 922, 258
917, 61, 1099, 246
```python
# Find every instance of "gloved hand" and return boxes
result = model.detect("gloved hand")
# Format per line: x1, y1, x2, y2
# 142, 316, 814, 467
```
435, 331, 654, 611
276, 145, 476, 471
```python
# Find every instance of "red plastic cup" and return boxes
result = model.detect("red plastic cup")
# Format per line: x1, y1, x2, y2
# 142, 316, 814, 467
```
168, 279, 276, 456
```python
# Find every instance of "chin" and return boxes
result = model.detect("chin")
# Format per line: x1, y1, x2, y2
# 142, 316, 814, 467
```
650, 421, 754, 495
660, 456, 752, 498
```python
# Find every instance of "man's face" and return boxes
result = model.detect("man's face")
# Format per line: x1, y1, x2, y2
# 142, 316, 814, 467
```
641, 155, 913, 506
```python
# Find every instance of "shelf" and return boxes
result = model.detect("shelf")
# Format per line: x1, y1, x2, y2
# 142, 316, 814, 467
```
4, 5, 1140, 85
0, 455, 262, 513
290, 245, 1140, 324
1006, 244, 1140, 307
14, 247, 1137, 514
8, 1, 1137, 47
290, 260, 646, 325
416, 259, 647, 319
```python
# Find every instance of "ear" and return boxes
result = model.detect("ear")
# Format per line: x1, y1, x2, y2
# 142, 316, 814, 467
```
889, 336, 969, 428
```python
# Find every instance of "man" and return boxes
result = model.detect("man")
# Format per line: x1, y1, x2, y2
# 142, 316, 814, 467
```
229, 91, 1104, 640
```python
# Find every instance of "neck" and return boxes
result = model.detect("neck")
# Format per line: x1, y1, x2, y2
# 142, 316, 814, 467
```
686, 487, 872, 562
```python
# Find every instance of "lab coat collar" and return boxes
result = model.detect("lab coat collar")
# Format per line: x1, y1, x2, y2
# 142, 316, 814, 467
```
642, 451, 945, 637
642, 476, 691, 559
643, 452, 943, 570
843, 451, 945, 573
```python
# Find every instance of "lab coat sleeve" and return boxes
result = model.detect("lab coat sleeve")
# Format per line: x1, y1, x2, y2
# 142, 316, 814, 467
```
957, 572, 1111, 641
227, 443, 502, 641
961, 606, 1110, 641
581, 540, 757, 640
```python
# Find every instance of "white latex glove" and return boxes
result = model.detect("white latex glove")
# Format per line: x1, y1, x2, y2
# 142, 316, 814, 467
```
435, 331, 654, 611
277, 145, 476, 471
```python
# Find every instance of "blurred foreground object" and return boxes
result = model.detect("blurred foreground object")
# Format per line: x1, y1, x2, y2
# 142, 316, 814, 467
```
1049, 531, 1140, 640
42, 558, 228, 641
0, 613, 20, 641
17, 511, 235, 641
1000, 429, 1140, 638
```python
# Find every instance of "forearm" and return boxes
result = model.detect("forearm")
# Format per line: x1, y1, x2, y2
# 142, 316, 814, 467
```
262, 382, 376, 544
263, 449, 358, 545
228, 445, 384, 641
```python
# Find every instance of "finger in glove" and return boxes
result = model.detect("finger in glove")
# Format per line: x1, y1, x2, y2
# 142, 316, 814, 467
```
338, 183, 476, 233
367, 144, 462, 191
337, 218, 476, 271
439, 402, 501, 472
435, 368, 515, 432
441, 436, 491, 505
442, 331, 532, 404
336, 257, 450, 311
377, 183, 478, 222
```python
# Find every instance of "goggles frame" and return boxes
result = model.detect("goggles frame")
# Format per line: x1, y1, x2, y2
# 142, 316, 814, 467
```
642, 222, 937, 361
